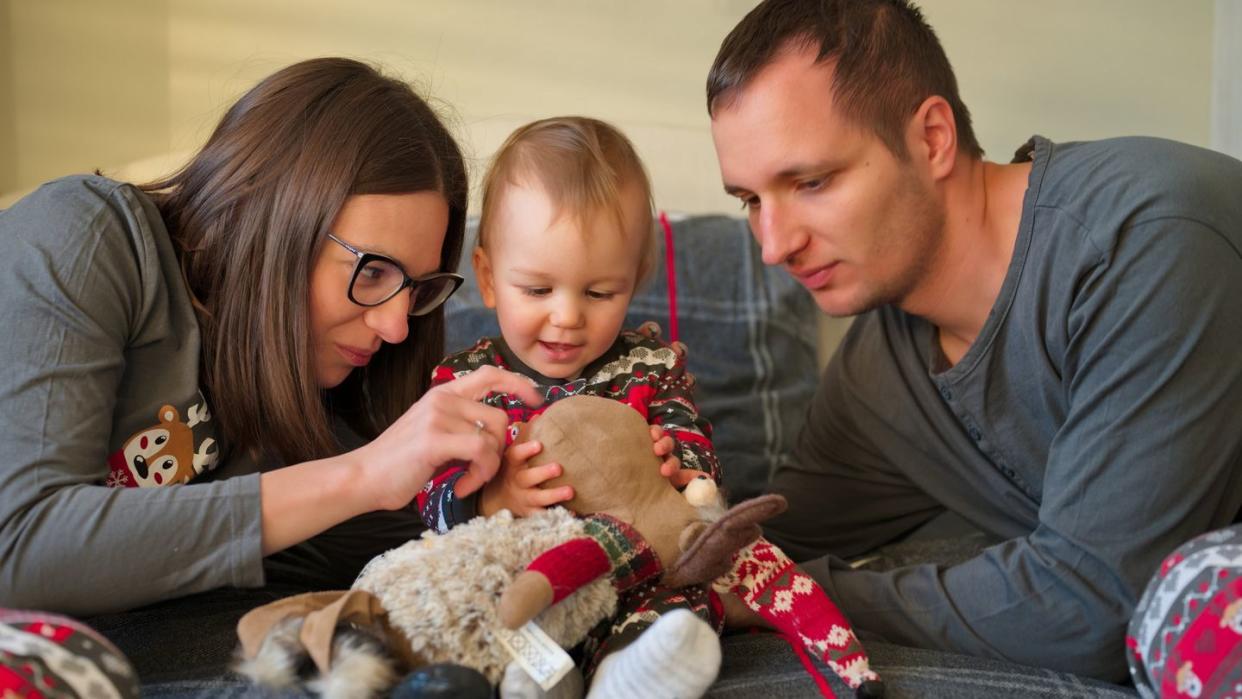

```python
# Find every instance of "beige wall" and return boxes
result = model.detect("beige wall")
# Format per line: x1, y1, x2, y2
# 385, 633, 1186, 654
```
0, 0, 1220, 213
927, 1, 1213, 157
1214, 0, 1242, 160
7, 0, 169, 191
0, 0, 14, 194
161, 0, 755, 214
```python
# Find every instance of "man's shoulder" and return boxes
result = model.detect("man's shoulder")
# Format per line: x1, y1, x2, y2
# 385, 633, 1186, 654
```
1040, 136, 1242, 220
1027, 136, 1242, 259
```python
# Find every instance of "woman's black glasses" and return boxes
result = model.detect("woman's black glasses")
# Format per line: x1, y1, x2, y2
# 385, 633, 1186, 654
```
328, 234, 463, 316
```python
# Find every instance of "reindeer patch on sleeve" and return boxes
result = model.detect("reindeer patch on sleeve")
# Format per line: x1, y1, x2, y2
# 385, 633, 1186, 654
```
105, 396, 220, 488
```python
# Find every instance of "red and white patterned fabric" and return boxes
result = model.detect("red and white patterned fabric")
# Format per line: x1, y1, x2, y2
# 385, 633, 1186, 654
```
714, 537, 880, 693
1128, 524, 1242, 698
0, 609, 139, 698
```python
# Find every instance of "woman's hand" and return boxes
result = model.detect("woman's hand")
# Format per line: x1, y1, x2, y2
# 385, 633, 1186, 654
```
477, 440, 575, 517
352, 366, 544, 511
653, 425, 701, 487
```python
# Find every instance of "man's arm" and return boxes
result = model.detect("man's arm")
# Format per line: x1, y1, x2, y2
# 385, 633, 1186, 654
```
768, 220, 1242, 681
764, 321, 946, 561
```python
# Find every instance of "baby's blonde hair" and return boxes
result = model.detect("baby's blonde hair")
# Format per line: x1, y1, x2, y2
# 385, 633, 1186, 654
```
477, 116, 657, 284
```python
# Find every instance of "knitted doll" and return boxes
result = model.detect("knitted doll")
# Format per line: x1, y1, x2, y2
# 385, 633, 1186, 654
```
235, 396, 883, 698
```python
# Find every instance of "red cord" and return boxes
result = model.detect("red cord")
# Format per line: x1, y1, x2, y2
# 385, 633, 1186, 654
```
659, 211, 679, 344
782, 632, 836, 698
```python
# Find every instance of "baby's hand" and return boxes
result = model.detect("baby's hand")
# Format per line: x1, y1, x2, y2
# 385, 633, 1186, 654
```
652, 425, 702, 487
477, 440, 575, 517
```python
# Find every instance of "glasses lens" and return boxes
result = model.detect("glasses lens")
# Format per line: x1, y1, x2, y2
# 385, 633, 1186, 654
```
409, 275, 462, 316
350, 258, 406, 305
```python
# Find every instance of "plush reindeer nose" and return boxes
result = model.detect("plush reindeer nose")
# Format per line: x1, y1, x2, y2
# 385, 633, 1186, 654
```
683, 476, 717, 507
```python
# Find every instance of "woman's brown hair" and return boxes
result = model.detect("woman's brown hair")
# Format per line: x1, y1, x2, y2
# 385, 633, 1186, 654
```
143, 57, 467, 464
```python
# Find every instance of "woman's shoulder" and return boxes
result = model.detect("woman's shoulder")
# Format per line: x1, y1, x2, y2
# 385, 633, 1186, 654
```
0, 174, 182, 326
1, 174, 166, 248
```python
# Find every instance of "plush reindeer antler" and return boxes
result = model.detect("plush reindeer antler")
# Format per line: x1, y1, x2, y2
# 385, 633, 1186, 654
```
663, 494, 787, 588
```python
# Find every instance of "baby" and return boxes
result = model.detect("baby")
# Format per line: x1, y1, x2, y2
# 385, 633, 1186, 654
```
416, 116, 724, 698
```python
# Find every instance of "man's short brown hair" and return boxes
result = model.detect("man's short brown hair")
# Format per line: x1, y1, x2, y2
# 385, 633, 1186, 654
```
707, 0, 983, 160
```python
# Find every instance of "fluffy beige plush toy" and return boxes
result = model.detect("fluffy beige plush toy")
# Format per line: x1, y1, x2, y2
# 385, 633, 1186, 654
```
235, 395, 881, 699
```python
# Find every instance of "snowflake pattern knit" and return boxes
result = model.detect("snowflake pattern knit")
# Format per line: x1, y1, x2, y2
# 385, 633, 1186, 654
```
714, 537, 880, 694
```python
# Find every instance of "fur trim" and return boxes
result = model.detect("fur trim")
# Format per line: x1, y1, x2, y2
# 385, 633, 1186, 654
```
233, 617, 306, 688
354, 508, 618, 684
307, 628, 397, 699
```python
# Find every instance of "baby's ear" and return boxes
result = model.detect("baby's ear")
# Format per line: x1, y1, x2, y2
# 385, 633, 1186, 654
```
472, 247, 498, 308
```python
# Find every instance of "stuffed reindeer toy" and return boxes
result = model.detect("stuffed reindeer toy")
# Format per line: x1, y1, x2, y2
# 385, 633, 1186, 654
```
236, 395, 883, 698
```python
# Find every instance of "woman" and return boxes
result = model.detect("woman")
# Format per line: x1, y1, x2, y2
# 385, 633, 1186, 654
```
0, 57, 536, 686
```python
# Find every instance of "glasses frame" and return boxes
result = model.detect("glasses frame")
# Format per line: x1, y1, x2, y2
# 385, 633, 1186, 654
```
327, 234, 464, 317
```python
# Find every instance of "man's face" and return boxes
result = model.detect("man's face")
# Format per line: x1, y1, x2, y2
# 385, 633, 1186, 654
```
711, 45, 945, 317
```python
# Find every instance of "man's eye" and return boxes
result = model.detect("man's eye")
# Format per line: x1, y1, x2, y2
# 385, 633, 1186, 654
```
798, 175, 832, 192
738, 195, 759, 211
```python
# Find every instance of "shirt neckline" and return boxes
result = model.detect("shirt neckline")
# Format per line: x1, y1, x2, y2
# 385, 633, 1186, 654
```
926, 135, 1053, 381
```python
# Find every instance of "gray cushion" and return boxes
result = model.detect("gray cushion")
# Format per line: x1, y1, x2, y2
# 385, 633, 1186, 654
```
711, 633, 1137, 698
444, 215, 821, 502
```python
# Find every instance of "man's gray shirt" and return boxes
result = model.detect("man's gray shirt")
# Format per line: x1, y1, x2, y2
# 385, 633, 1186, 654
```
764, 136, 1242, 680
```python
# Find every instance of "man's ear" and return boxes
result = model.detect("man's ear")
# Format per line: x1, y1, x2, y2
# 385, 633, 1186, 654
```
908, 94, 958, 182
472, 246, 498, 309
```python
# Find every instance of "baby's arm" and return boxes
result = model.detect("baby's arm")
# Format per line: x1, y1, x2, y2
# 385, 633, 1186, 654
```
644, 338, 722, 485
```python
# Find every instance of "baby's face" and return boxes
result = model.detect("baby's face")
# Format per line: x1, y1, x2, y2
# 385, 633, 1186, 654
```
476, 182, 644, 381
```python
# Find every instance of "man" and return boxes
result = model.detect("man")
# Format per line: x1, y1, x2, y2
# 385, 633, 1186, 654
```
709, 0, 1242, 681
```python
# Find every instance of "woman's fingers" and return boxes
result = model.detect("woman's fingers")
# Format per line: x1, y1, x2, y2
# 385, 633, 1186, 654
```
460, 402, 508, 445
445, 432, 503, 497
447, 366, 544, 407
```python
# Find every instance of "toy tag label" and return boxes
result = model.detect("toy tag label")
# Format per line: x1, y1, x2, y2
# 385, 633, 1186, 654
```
494, 620, 575, 691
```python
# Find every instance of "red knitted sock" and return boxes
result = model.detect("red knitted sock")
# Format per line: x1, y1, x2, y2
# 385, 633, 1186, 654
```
713, 537, 880, 690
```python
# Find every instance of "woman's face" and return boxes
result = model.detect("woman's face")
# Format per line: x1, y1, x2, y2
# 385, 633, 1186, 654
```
308, 191, 450, 388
